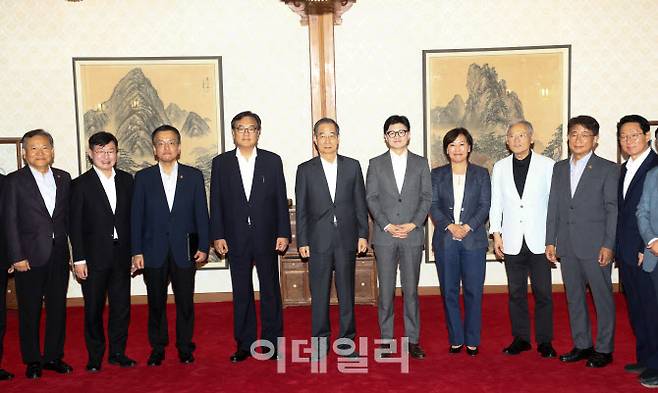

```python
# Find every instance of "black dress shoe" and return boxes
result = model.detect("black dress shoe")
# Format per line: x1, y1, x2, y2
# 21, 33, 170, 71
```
43, 360, 73, 374
0, 368, 14, 380
559, 347, 593, 362
641, 369, 658, 384
624, 363, 646, 374
147, 351, 165, 366
641, 376, 658, 389
537, 342, 557, 358
449, 344, 463, 354
466, 346, 479, 356
109, 353, 137, 368
179, 353, 195, 364
585, 351, 612, 368
230, 349, 251, 363
408, 343, 426, 359
86, 362, 101, 373
25, 362, 41, 379
503, 337, 531, 355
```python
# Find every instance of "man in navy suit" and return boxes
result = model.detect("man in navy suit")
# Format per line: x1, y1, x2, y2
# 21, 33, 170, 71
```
70, 132, 136, 372
295, 118, 369, 359
0, 173, 13, 380
210, 111, 290, 363
131, 125, 209, 366
615, 115, 658, 376
4, 129, 72, 379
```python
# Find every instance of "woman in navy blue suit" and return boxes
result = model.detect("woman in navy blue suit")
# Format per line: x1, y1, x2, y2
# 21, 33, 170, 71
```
430, 128, 491, 356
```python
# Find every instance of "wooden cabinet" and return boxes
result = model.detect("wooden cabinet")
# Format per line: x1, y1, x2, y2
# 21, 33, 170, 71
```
280, 206, 378, 307
6, 277, 17, 309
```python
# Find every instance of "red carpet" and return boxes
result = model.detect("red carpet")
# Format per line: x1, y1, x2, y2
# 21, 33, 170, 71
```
0, 292, 646, 392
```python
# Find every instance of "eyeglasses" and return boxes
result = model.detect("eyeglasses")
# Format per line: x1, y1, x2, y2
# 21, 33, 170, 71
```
385, 129, 409, 138
93, 149, 117, 156
568, 132, 594, 140
619, 133, 645, 143
234, 126, 259, 134
154, 140, 179, 148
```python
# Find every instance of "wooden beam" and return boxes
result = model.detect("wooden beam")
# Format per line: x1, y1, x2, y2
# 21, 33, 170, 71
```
308, 12, 336, 155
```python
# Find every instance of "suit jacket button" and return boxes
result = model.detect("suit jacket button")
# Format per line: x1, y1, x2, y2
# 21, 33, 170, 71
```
520, 205, 523, 208
398, 198, 402, 202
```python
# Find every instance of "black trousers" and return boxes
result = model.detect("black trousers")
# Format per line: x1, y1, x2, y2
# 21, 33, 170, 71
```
504, 240, 553, 343
229, 230, 283, 352
143, 252, 196, 356
620, 260, 658, 366
14, 245, 70, 364
0, 269, 7, 365
308, 227, 356, 341
81, 242, 132, 363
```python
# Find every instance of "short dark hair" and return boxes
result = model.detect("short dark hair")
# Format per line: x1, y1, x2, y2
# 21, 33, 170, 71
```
313, 118, 340, 136
442, 127, 473, 160
21, 129, 53, 149
88, 131, 118, 150
568, 115, 600, 136
617, 114, 650, 139
231, 111, 262, 130
151, 124, 181, 144
383, 115, 410, 134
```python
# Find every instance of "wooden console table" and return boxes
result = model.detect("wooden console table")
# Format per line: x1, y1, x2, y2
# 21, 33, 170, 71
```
281, 206, 378, 307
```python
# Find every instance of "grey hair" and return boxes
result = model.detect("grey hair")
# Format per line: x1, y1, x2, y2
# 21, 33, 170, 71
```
507, 120, 534, 136
21, 129, 54, 149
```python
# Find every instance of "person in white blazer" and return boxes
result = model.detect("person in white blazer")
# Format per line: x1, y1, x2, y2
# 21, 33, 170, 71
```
489, 120, 556, 358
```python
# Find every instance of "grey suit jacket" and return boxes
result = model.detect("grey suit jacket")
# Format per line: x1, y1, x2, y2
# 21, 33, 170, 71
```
636, 166, 658, 272
546, 153, 619, 260
366, 150, 431, 247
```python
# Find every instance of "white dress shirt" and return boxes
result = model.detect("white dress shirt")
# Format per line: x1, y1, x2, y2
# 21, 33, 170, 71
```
569, 150, 593, 197
29, 165, 56, 217
623, 147, 651, 199
453, 173, 466, 225
159, 161, 179, 212
74, 167, 118, 265
236, 148, 257, 202
321, 156, 338, 224
390, 150, 407, 194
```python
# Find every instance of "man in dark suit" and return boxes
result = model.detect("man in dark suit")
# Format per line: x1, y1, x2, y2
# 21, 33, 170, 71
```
546, 115, 619, 368
131, 125, 209, 366
70, 132, 136, 372
210, 111, 291, 363
366, 115, 431, 359
614, 115, 658, 375
4, 129, 72, 378
0, 173, 14, 380
295, 118, 369, 359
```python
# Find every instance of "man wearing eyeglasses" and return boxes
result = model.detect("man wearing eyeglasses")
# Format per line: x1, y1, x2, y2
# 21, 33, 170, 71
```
614, 115, 658, 379
365, 115, 431, 359
210, 111, 290, 363
546, 115, 619, 368
70, 132, 136, 372
131, 125, 209, 366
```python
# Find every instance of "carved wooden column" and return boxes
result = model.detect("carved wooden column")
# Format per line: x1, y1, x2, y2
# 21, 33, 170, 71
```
283, 0, 355, 154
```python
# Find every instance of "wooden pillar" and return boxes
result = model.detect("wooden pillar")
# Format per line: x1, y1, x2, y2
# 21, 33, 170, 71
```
283, 0, 355, 155
308, 13, 337, 125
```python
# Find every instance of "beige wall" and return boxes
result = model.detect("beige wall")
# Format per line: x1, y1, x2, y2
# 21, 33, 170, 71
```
1, 0, 657, 296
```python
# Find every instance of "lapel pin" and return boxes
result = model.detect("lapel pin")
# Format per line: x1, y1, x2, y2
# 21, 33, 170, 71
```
587, 165, 593, 170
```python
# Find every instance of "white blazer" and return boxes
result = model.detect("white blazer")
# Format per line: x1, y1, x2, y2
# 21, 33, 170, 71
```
489, 151, 555, 255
